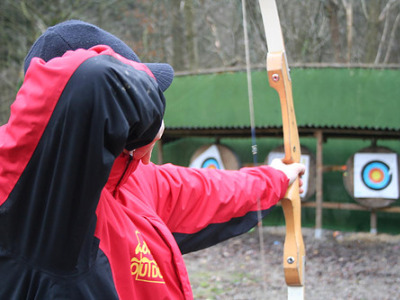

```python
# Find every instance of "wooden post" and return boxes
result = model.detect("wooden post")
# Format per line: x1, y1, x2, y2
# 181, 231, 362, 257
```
370, 210, 377, 235
315, 130, 324, 239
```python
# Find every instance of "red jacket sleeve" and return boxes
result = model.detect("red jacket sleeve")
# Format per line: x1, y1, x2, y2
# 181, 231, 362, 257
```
124, 162, 289, 254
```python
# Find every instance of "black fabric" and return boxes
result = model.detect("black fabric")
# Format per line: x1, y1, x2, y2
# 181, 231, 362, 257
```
0, 54, 165, 299
24, 20, 141, 73
173, 208, 274, 255
0, 249, 118, 300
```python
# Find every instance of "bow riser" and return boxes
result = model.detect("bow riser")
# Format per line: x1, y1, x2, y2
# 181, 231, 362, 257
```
267, 51, 305, 287
267, 52, 299, 165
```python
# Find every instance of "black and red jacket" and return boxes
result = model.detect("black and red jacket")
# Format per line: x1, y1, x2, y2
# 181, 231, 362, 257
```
0, 46, 289, 299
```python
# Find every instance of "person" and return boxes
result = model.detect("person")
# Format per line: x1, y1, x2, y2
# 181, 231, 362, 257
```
0, 20, 305, 299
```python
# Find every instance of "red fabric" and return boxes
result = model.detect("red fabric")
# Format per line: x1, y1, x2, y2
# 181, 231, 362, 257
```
0, 49, 98, 205
0, 45, 156, 207
96, 158, 289, 299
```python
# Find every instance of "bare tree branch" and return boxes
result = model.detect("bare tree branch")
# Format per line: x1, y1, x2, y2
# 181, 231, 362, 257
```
361, 0, 369, 20
375, 10, 390, 64
379, 0, 398, 21
384, 12, 400, 63
341, 0, 353, 62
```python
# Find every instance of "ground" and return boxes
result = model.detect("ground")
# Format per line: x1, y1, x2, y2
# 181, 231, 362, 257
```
183, 227, 400, 300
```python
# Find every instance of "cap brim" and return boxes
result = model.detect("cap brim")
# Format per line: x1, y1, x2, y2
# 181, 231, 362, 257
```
145, 63, 174, 92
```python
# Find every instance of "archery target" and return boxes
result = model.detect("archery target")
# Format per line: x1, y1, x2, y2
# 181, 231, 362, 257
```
361, 160, 392, 190
189, 145, 226, 170
189, 144, 241, 170
201, 157, 221, 169
354, 153, 398, 199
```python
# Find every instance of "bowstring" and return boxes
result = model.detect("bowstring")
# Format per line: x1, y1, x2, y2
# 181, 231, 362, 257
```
241, 0, 268, 295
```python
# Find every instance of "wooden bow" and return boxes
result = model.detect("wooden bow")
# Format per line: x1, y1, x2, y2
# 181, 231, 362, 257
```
258, 0, 305, 299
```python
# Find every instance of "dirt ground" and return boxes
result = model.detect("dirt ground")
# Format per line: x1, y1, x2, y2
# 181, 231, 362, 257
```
183, 227, 400, 300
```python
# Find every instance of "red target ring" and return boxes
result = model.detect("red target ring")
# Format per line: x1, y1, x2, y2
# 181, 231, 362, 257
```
368, 168, 384, 183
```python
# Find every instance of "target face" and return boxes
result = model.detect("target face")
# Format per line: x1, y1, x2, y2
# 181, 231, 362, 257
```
361, 161, 392, 190
189, 145, 225, 170
201, 158, 221, 169
353, 153, 399, 199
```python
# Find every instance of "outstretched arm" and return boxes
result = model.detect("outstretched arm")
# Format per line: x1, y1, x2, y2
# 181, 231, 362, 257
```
125, 161, 302, 254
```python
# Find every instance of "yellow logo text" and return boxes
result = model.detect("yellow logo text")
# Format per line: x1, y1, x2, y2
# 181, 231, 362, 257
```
130, 230, 165, 284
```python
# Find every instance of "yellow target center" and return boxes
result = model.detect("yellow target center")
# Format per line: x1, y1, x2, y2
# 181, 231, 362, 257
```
370, 168, 384, 183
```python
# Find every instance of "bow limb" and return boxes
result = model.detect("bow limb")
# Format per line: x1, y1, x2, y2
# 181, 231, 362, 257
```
258, 0, 305, 299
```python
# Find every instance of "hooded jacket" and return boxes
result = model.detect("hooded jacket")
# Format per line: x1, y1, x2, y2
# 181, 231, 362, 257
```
0, 46, 289, 299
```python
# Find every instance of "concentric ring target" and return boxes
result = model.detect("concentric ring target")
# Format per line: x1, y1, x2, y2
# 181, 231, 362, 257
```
201, 158, 221, 169
361, 160, 392, 190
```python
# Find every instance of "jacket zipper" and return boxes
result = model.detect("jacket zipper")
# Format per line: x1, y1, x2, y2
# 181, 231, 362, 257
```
114, 153, 133, 192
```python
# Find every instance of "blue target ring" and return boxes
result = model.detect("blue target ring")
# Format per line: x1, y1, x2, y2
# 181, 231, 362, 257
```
361, 160, 392, 190
201, 158, 221, 169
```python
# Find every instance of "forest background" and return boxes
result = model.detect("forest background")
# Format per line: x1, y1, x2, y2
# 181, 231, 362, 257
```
1, 0, 400, 123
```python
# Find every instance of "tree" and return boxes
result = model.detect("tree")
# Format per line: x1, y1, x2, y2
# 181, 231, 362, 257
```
1, 0, 400, 124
